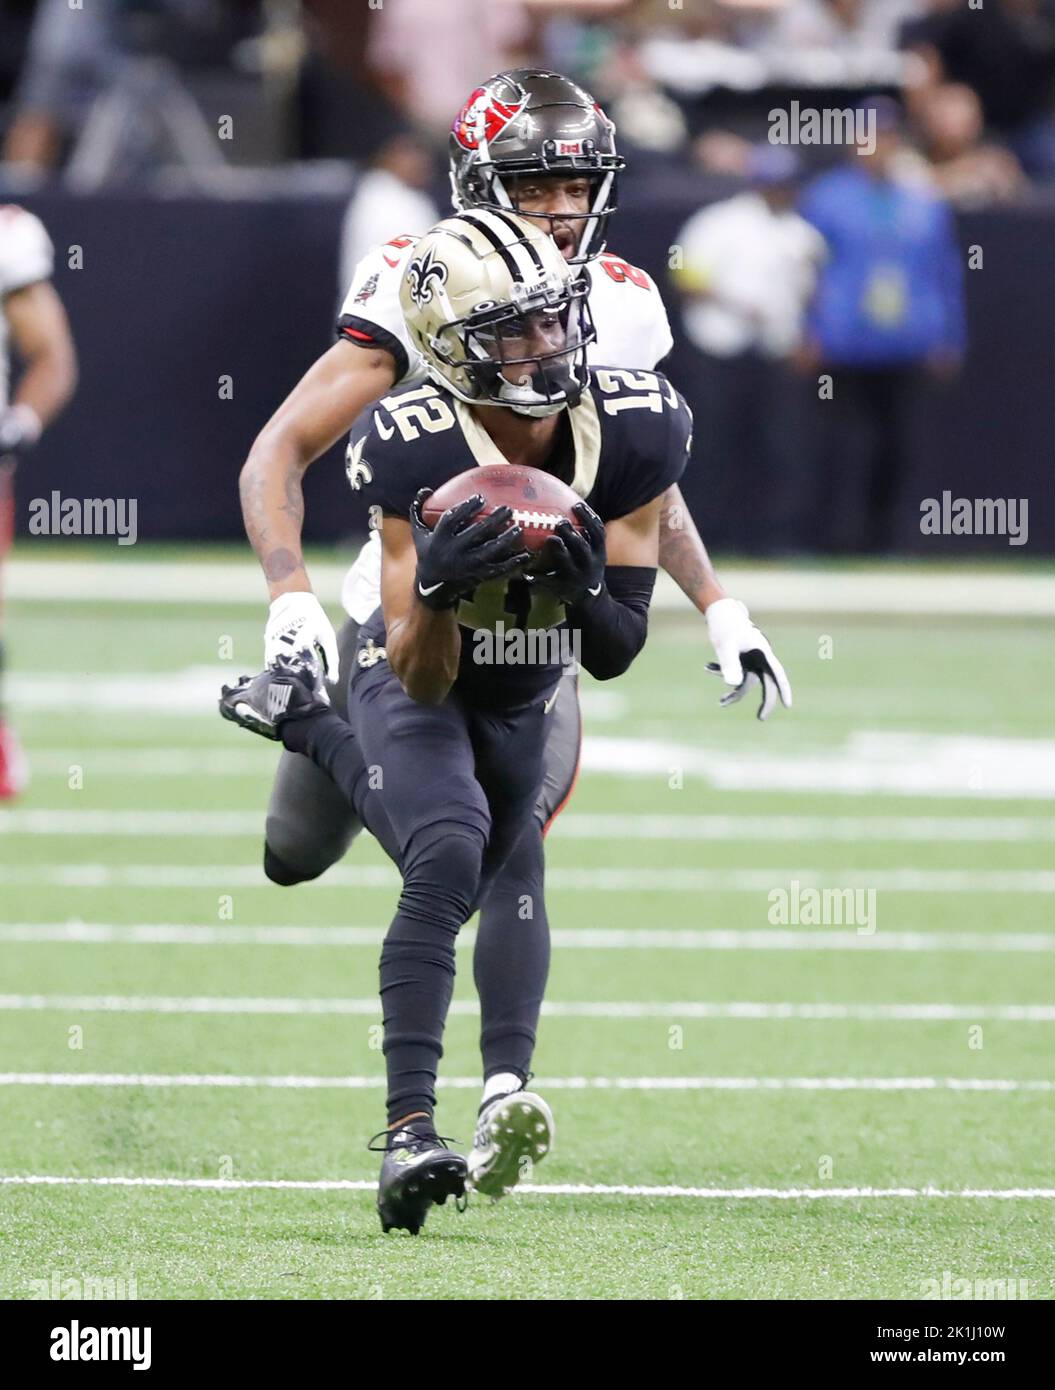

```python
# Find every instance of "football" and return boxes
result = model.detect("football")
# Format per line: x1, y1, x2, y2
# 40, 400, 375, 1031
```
421, 465, 583, 553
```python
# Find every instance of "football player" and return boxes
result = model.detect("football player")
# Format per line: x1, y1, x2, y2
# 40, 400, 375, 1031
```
223, 212, 692, 1232
0, 205, 78, 798
248, 70, 791, 889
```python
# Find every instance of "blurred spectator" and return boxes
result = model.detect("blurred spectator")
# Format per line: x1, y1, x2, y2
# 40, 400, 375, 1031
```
902, 0, 1055, 178
2, 0, 262, 179
338, 134, 440, 297
672, 145, 826, 552
756, 0, 925, 56
367, 0, 534, 137
911, 82, 1027, 207
797, 98, 966, 552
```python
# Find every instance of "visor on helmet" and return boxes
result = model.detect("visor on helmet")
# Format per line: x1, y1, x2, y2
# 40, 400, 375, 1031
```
430, 276, 595, 418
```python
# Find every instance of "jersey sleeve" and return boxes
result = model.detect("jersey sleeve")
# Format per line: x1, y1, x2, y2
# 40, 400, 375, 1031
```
335, 236, 418, 385
642, 270, 674, 368
347, 387, 468, 520
588, 369, 692, 520
0, 206, 54, 296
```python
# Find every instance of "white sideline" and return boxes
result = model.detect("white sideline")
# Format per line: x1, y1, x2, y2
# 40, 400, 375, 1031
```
3, 863, 1055, 892
3, 922, 1053, 953
1, 1174, 1053, 1199
1, 1073, 1051, 1092
2, 993, 1054, 1022
4, 808, 1055, 842
10, 556, 1055, 616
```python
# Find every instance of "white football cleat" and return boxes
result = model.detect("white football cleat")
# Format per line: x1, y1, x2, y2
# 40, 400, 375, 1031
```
467, 1089, 554, 1199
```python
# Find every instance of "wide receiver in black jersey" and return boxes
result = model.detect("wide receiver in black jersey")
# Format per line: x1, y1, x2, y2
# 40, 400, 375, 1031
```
221, 210, 690, 1233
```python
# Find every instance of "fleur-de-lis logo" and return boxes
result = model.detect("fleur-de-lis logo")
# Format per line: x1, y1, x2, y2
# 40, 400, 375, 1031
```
406, 248, 448, 309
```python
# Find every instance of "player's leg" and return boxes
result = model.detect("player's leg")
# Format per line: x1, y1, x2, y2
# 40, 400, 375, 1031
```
0, 461, 28, 800
346, 660, 502, 1230
466, 671, 580, 1196
473, 666, 579, 1081
262, 616, 362, 884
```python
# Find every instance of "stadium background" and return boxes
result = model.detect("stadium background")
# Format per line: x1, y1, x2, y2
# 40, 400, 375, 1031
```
2, 0, 1054, 1303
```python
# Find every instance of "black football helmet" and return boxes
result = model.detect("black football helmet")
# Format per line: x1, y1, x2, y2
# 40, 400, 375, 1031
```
449, 69, 624, 265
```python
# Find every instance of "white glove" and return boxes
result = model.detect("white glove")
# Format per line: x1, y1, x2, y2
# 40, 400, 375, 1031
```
705, 597, 792, 722
0, 404, 42, 459
265, 592, 340, 679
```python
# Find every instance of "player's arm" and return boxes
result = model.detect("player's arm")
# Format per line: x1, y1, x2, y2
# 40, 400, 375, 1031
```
239, 340, 396, 671
241, 340, 395, 598
658, 483, 727, 611
2, 280, 77, 452
535, 499, 660, 682
655, 428, 792, 722
379, 516, 460, 706
381, 493, 528, 706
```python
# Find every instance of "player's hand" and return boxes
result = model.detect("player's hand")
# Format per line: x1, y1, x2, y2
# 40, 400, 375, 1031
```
0, 404, 42, 461
265, 591, 340, 679
705, 597, 792, 722
411, 487, 530, 611
527, 501, 606, 605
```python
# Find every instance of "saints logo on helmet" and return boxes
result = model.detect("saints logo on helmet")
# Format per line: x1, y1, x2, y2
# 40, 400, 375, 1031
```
405, 247, 448, 310
399, 210, 596, 419
448, 69, 624, 265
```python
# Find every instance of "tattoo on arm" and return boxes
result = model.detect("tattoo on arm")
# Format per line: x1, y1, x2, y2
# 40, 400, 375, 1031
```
240, 456, 306, 585
657, 485, 726, 613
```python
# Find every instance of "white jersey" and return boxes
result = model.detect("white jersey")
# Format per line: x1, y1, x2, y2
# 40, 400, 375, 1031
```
0, 205, 54, 412
337, 232, 675, 622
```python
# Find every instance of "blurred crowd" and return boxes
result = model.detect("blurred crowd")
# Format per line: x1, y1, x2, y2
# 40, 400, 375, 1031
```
0, 1, 1053, 207
2, 0, 1040, 558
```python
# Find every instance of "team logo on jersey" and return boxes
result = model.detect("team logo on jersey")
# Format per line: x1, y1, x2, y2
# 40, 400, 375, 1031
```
354, 272, 380, 305
405, 248, 448, 310
451, 86, 527, 151
357, 640, 388, 670
345, 436, 373, 491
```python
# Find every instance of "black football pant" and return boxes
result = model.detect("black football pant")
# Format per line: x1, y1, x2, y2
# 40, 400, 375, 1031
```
278, 635, 578, 1124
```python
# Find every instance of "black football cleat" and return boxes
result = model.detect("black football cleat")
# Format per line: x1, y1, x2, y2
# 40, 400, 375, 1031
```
370, 1121, 468, 1235
219, 652, 329, 741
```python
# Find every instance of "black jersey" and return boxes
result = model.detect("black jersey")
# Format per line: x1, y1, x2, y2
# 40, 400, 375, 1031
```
349, 367, 692, 708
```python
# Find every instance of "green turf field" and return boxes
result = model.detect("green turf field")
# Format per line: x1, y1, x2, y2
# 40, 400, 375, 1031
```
1, 549, 1053, 1300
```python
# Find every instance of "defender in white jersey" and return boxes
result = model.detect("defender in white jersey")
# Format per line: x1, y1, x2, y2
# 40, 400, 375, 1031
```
337, 236, 673, 623
239, 71, 791, 1170
0, 206, 78, 798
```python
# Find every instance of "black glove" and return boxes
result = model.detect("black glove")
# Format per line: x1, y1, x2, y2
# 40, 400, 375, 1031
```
527, 501, 606, 606
411, 487, 530, 611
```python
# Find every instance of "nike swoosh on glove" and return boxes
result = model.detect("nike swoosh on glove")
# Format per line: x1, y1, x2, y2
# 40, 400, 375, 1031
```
411, 488, 530, 611
526, 501, 606, 606
265, 591, 341, 679
705, 596, 792, 722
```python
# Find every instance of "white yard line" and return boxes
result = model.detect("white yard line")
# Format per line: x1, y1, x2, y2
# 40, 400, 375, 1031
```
0, 1073, 1051, 1092
3, 923, 1052, 952
10, 557, 1055, 616
1, 994, 1053, 1022
4, 808, 1055, 841
1, 1174, 1053, 1199
2, 864, 1054, 892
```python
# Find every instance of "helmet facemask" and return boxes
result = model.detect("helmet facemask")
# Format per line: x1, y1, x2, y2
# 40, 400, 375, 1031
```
449, 70, 625, 265
460, 158, 621, 266
429, 275, 595, 418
